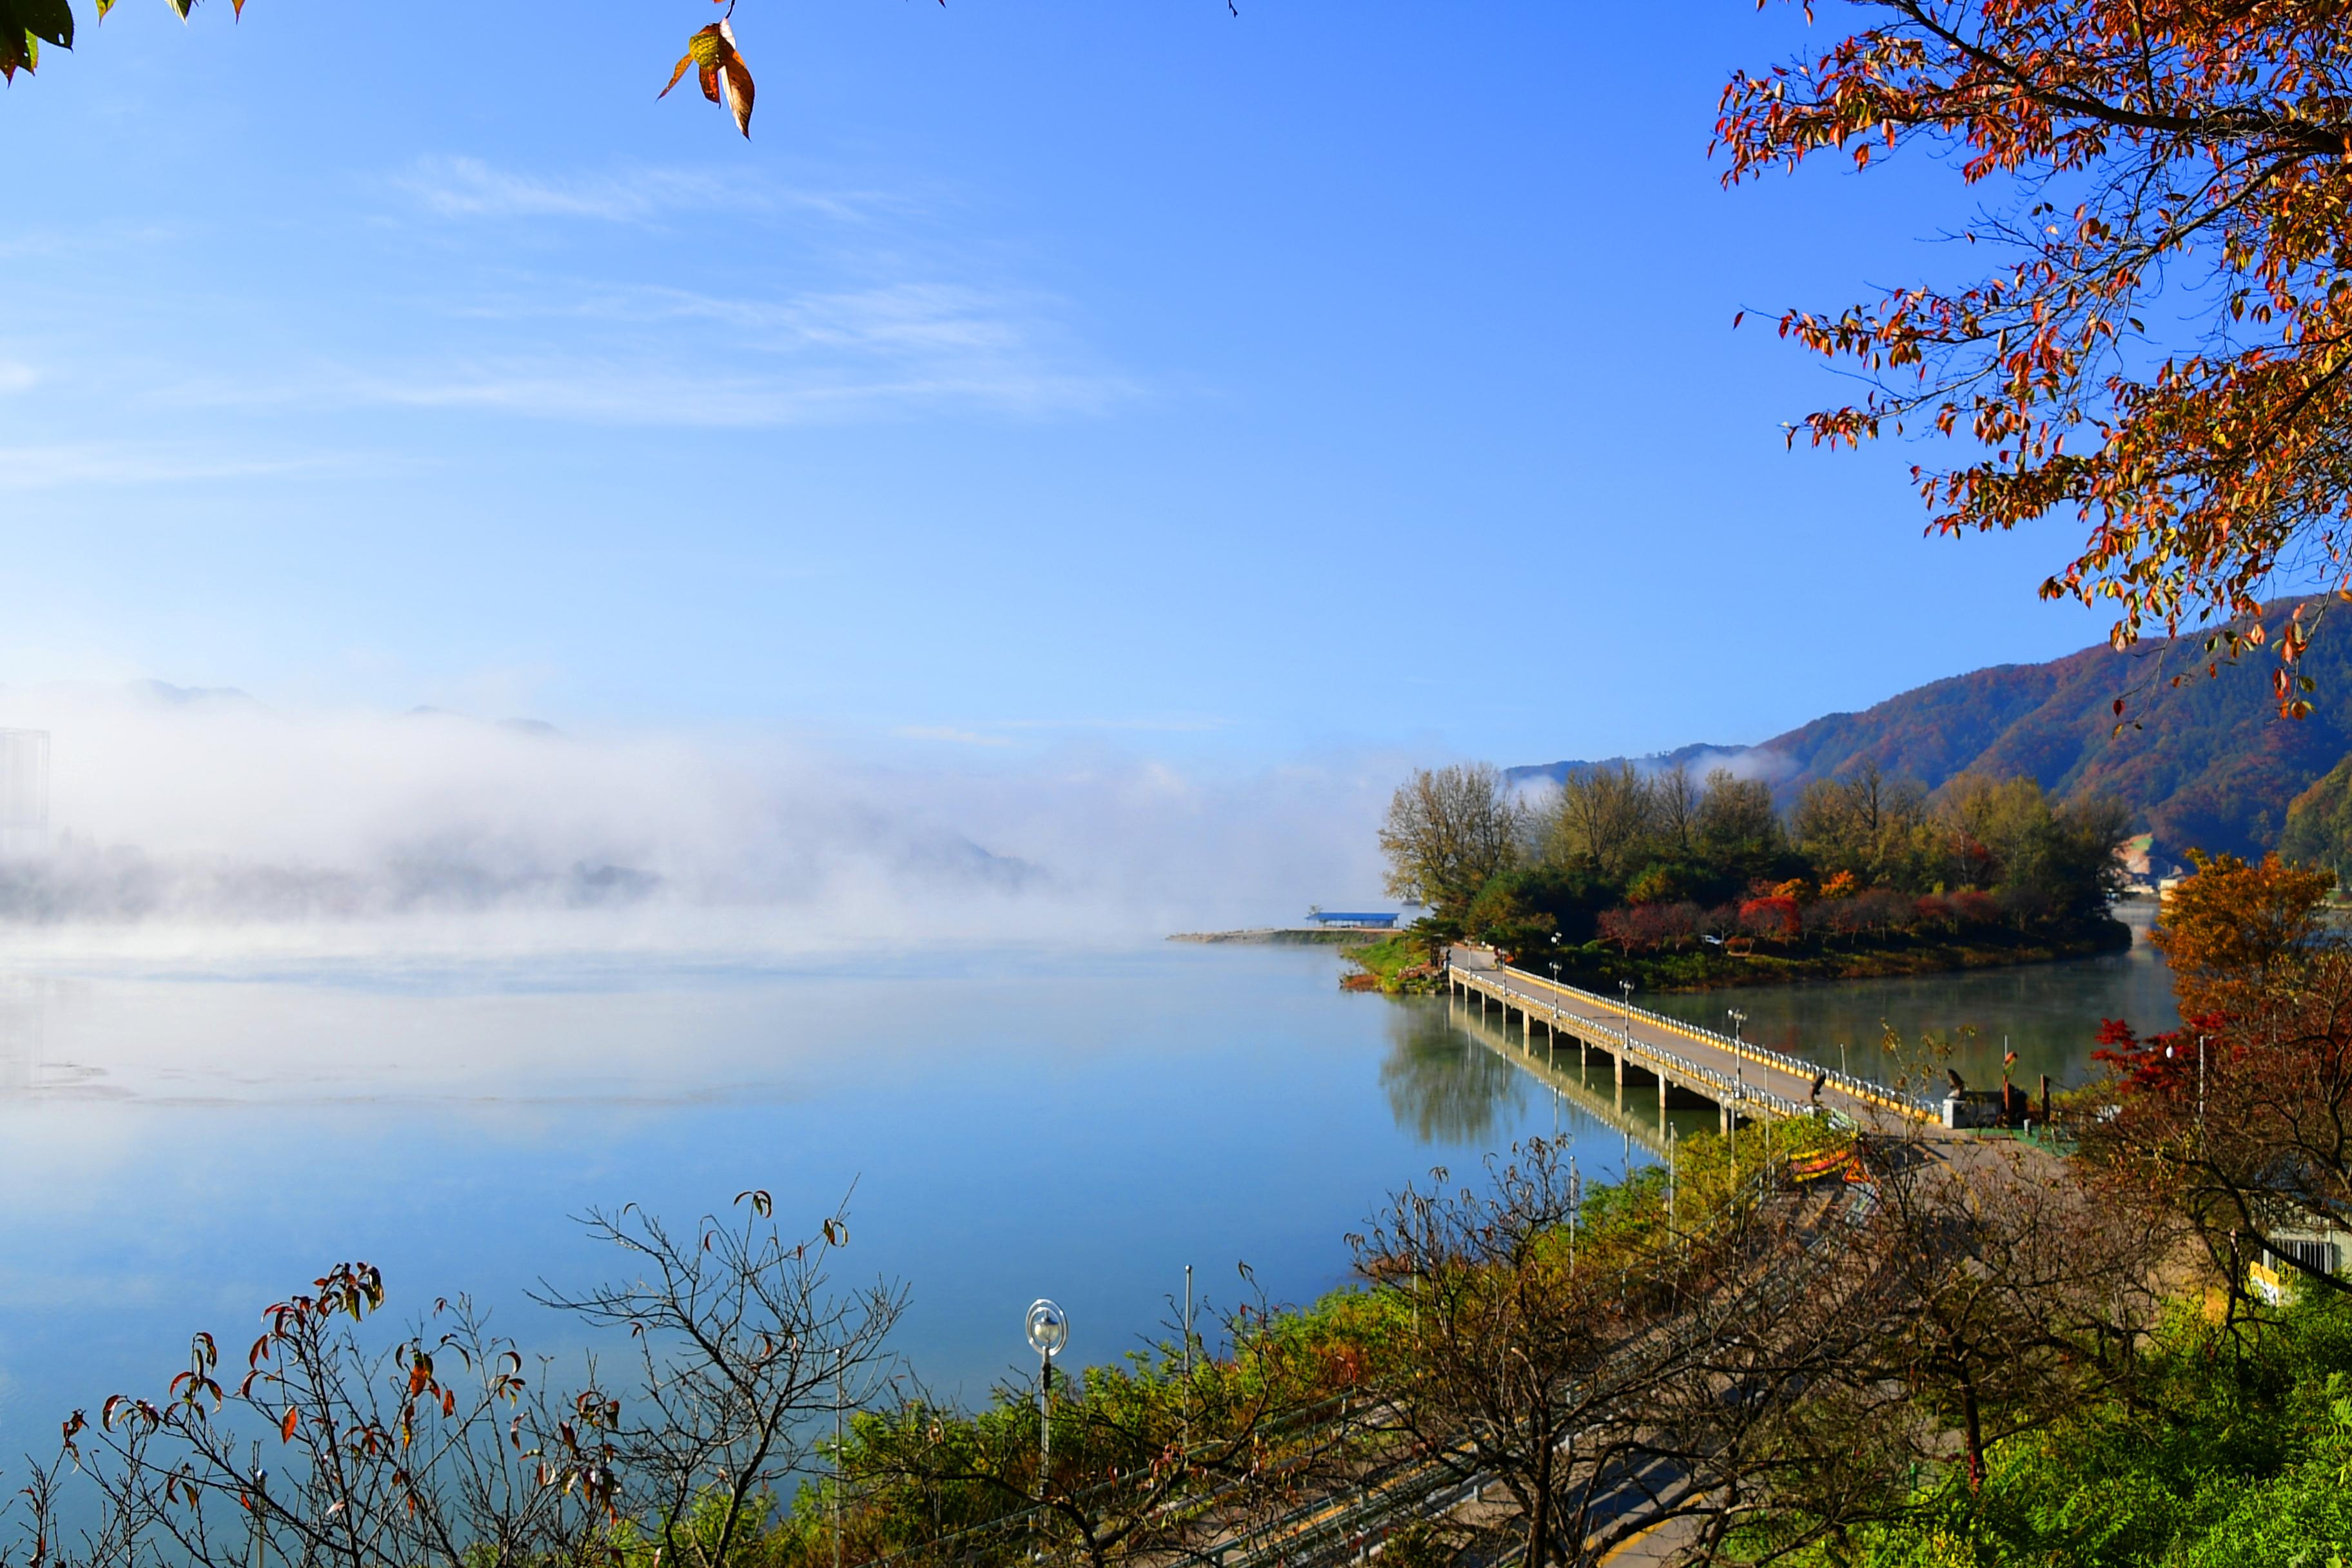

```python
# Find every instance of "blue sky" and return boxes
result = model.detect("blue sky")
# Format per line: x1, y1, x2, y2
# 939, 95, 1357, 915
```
2, 0, 2120, 771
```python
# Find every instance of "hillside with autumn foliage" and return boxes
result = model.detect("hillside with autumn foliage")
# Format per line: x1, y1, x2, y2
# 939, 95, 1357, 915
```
1513, 598, 2352, 864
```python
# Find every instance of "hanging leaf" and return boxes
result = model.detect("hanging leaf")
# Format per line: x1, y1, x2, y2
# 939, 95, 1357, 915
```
660, 19, 753, 138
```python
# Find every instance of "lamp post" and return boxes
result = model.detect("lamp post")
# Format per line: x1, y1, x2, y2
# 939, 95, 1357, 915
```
1727, 1008, 1748, 1168
1619, 979, 1634, 1017
1026, 1298, 1068, 1482
1549, 957, 1563, 1066
1182, 1265, 1193, 1449
832, 1351, 846, 1568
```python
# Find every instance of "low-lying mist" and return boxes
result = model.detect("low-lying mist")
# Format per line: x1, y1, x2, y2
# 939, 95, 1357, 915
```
0, 684, 1396, 955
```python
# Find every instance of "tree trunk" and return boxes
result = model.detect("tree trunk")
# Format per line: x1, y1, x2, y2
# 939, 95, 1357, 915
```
1958, 1369, 1984, 1493
1524, 1426, 1553, 1568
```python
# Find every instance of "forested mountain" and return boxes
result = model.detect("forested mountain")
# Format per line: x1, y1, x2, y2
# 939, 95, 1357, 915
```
1512, 598, 2352, 863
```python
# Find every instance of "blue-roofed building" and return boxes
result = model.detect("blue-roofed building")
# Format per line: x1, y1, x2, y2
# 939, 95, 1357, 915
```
1306, 910, 1398, 929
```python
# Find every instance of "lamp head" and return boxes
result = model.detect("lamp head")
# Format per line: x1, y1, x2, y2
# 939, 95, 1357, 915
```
1026, 1298, 1069, 1359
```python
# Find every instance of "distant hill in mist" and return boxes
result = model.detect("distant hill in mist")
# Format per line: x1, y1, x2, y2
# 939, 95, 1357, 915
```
1511, 598, 2352, 863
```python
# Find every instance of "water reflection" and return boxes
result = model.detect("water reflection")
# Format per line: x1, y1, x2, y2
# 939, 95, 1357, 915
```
1432, 992, 1690, 1162
1379, 999, 1527, 1144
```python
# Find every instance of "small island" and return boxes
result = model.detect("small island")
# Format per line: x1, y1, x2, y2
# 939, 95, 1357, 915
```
1356, 761, 2133, 994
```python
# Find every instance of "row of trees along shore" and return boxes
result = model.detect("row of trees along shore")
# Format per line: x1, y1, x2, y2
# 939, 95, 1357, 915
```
1375, 761, 2134, 979
30, 850, 2352, 1566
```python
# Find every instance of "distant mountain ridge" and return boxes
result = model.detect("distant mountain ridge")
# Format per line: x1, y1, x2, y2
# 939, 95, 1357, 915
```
1510, 598, 2352, 862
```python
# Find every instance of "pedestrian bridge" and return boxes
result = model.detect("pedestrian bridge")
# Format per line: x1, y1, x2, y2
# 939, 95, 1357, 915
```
1446, 947, 1934, 1132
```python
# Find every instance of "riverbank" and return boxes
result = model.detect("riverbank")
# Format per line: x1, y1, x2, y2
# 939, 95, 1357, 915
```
1166, 927, 1386, 946
1345, 919, 2135, 995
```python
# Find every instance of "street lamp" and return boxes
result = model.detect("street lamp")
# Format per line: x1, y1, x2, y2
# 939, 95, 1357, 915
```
248, 1468, 268, 1568
1027, 1298, 1068, 1480
1727, 1009, 1748, 1168
1549, 957, 1562, 1068
1619, 979, 1634, 1017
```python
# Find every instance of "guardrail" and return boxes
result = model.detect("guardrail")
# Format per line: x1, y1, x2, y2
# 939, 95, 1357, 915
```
1452, 956, 1936, 1121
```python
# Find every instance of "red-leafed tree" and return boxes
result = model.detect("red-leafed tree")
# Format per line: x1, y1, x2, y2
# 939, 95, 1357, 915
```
2079, 848, 2352, 1313
1739, 893, 1801, 943
1719, 1, 2352, 711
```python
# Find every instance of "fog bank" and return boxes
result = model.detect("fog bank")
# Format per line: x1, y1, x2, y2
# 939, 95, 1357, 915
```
0, 685, 1396, 953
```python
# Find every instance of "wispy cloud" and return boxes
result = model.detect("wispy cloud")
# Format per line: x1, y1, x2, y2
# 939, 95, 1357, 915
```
994, 717, 1234, 734
155, 273, 1137, 425
895, 727, 1015, 748
14, 157, 1135, 435
466, 281, 1038, 360
394, 155, 886, 226
0, 443, 362, 491
335, 355, 1133, 426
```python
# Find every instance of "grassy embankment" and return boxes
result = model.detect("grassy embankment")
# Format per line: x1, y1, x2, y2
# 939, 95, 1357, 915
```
1344, 932, 1445, 994
1766, 1288, 2352, 1566
1346, 919, 2132, 995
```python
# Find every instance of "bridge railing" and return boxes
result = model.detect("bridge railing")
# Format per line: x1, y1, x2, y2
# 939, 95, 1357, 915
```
1453, 956, 1936, 1121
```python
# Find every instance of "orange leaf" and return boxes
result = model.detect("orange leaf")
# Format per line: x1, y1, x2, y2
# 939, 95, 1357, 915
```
660, 21, 752, 137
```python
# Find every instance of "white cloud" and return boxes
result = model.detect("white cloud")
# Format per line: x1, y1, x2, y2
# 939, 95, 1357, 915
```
395, 155, 883, 226
0, 362, 38, 395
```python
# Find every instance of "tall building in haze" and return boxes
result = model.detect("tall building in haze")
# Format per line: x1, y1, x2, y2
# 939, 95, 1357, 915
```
0, 729, 50, 858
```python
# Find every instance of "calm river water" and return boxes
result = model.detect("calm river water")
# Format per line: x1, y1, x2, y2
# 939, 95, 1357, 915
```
0, 920, 2180, 1462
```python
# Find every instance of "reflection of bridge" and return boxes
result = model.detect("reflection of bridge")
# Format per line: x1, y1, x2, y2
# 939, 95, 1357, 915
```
1446, 990, 1676, 1162
1447, 948, 1934, 1132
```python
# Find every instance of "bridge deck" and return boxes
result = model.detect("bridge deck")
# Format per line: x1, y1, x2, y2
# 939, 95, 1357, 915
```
1446, 947, 1932, 1127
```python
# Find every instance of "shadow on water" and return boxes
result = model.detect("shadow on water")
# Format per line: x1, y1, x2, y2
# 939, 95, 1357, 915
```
1379, 998, 1527, 1144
